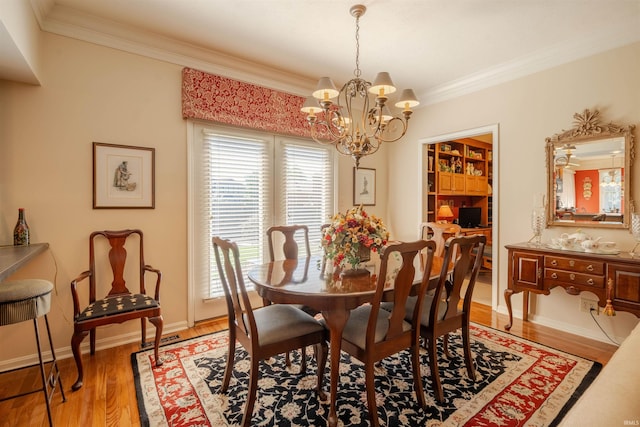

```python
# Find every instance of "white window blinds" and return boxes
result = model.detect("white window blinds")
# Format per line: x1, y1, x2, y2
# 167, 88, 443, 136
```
279, 140, 334, 256
191, 124, 334, 305
200, 131, 272, 298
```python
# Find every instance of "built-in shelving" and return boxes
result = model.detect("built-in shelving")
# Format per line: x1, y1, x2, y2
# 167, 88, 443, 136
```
423, 137, 493, 226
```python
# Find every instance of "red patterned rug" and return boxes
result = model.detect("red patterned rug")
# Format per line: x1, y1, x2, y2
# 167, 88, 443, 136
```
132, 323, 600, 426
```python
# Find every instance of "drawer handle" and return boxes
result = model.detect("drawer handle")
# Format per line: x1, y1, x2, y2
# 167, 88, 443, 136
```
587, 264, 594, 272
587, 278, 594, 285
569, 260, 575, 267
551, 273, 558, 279
570, 273, 576, 281
551, 260, 558, 266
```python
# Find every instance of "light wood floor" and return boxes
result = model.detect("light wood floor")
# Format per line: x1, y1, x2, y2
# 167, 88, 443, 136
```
0, 303, 618, 427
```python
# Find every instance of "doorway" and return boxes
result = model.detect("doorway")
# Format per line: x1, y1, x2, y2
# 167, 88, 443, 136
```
420, 124, 499, 309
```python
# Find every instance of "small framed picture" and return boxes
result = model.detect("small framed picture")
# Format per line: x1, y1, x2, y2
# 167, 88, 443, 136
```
93, 142, 155, 209
353, 167, 376, 206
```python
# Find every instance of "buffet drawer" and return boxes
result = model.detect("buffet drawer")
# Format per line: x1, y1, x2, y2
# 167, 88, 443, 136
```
544, 256, 604, 275
544, 268, 605, 288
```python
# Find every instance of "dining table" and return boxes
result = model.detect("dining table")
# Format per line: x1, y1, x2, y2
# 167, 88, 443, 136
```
247, 253, 447, 427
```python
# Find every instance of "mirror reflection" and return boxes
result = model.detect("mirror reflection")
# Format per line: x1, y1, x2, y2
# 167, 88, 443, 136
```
546, 109, 635, 229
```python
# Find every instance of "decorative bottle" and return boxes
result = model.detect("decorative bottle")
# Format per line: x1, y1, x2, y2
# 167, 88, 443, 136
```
13, 208, 30, 246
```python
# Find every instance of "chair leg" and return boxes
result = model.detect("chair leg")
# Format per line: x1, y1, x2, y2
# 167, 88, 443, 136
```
33, 318, 53, 427
148, 315, 164, 367
364, 360, 380, 427
428, 337, 445, 403
141, 317, 147, 347
71, 330, 89, 391
89, 328, 96, 355
241, 356, 260, 427
314, 342, 327, 401
411, 342, 427, 409
299, 346, 307, 374
221, 332, 236, 392
461, 322, 475, 380
443, 333, 451, 358
285, 351, 292, 366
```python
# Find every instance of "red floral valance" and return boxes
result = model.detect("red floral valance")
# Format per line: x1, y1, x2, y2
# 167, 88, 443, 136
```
182, 67, 312, 138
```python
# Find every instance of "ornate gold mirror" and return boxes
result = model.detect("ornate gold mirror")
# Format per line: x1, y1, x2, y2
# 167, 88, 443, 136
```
546, 109, 635, 229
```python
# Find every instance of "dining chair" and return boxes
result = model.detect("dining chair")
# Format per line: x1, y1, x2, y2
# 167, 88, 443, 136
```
411, 234, 486, 403
212, 236, 328, 427
337, 239, 437, 427
70, 229, 163, 391
267, 224, 311, 261
267, 224, 316, 368
419, 221, 461, 258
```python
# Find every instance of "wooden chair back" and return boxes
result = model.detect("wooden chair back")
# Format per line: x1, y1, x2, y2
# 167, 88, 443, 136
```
267, 225, 311, 261
373, 239, 437, 348
212, 236, 257, 344
435, 234, 486, 321
85, 229, 153, 301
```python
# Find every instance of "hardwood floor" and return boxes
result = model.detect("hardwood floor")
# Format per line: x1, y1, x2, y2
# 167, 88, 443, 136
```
0, 305, 617, 427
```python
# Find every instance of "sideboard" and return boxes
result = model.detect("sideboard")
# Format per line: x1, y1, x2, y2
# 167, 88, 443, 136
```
504, 243, 640, 330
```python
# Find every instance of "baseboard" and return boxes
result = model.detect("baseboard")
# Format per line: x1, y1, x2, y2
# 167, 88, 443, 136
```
0, 320, 189, 372
494, 305, 624, 345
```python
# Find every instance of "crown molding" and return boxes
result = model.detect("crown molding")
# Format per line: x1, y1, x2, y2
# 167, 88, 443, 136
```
420, 24, 640, 106
32, 2, 316, 96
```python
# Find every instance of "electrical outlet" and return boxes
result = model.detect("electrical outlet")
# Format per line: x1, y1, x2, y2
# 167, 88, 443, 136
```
580, 297, 599, 315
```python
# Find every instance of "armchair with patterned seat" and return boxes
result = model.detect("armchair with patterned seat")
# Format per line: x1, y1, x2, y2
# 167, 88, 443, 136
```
70, 229, 163, 390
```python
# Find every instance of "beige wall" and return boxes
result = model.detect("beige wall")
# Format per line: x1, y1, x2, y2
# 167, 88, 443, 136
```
0, 32, 381, 365
388, 41, 640, 342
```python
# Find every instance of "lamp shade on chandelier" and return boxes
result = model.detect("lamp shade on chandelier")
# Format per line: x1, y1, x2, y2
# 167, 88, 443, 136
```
301, 4, 419, 168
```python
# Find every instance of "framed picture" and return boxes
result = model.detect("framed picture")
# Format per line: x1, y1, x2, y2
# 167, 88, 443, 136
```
353, 167, 376, 206
93, 142, 155, 209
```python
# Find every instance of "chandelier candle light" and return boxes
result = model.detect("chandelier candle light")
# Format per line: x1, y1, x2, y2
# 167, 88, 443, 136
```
301, 4, 419, 168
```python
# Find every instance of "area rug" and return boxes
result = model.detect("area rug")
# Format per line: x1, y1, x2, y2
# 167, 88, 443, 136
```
132, 324, 601, 426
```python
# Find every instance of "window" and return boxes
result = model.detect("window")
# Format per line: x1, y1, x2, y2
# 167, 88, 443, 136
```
189, 122, 335, 321
599, 168, 622, 213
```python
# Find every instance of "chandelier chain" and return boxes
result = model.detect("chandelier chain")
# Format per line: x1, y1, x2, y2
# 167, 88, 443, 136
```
354, 13, 361, 78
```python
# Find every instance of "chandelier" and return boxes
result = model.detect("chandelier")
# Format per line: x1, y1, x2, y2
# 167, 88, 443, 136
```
300, 4, 419, 168
600, 154, 621, 188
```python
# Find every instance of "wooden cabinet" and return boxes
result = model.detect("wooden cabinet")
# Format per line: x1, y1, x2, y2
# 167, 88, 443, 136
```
505, 243, 640, 330
438, 171, 465, 194
465, 175, 488, 195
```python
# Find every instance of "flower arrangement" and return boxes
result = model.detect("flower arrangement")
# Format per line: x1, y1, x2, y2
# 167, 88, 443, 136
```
322, 205, 390, 269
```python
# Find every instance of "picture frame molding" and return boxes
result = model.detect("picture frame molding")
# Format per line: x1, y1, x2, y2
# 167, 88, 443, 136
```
93, 142, 155, 209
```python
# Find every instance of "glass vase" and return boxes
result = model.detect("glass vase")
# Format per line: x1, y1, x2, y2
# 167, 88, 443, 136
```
530, 208, 545, 247
631, 212, 640, 256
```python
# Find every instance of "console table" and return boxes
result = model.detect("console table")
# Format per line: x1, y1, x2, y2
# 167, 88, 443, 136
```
504, 243, 640, 330
0, 243, 49, 282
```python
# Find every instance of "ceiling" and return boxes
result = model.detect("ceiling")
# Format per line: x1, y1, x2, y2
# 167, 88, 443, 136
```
6, 0, 640, 105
